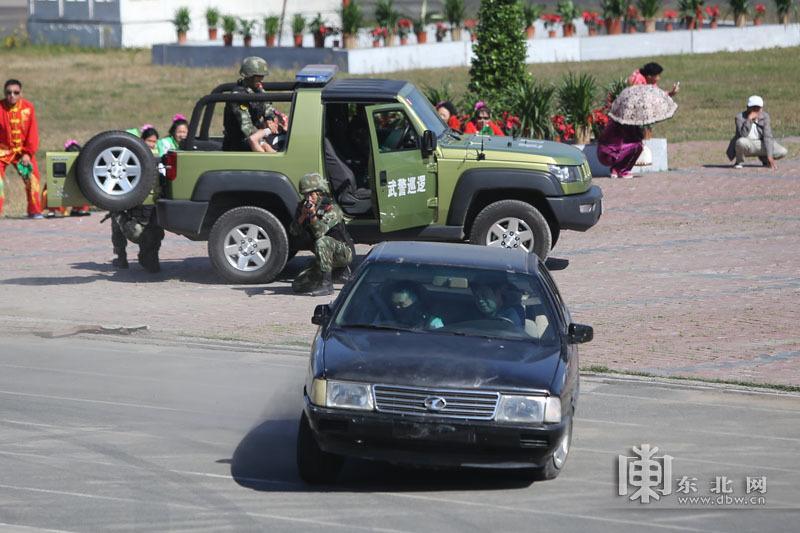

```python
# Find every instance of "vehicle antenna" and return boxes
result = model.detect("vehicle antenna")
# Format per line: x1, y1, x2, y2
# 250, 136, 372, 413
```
477, 137, 486, 161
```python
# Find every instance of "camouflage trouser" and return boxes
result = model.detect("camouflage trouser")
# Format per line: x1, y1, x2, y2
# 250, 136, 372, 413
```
111, 207, 165, 268
292, 236, 353, 293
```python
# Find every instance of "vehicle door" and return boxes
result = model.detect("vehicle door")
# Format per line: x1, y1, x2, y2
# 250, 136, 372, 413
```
365, 104, 437, 232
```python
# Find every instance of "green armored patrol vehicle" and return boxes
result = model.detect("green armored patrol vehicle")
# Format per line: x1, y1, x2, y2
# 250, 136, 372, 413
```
46, 65, 602, 284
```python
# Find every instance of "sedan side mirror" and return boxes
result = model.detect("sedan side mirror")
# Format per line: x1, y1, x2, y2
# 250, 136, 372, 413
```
312, 304, 332, 326
568, 323, 593, 344
421, 129, 437, 158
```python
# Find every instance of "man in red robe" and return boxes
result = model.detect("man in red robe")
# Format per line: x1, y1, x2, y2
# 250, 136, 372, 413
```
0, 79, 43, 218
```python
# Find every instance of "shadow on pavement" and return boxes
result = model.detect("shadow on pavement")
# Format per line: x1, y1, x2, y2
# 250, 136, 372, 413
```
66, 258, 222, 284
229, 416, 535, 493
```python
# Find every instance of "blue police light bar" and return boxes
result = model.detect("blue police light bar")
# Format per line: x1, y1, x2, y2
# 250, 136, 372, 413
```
295, 64, 338, 85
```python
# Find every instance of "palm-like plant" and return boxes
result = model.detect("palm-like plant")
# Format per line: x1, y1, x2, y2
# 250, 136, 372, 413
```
774, 0, 796, 23
557, 0, 581, 26
509, 76, 556, 140
637, 0, 662, 19
172, 7, 191, 34
239, 18, 256, 38
444, 0, 466, 27
727, 0, 750, 24
375, 0, 401, 32
263, 15, 280, 37
522, 2, 546, 28
600, 0, 628, 18
221, 15, 237, 36
292, 14, 306, 35
422, 82, 455, 108
205, 7, 219, 29
341, 0, 364, 35
557, 72, 598, 142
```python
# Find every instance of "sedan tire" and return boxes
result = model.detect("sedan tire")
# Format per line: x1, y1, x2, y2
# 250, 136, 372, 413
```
296, 412, 344, 485
528, 415, 573, 482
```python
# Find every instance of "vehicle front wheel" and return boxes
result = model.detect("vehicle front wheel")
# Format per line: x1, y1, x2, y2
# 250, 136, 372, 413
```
469, 200, 552, 261
296, 412, 344, 485
76, 131, 158, 211
525, 415, 573, 482
208, 206, 289, 284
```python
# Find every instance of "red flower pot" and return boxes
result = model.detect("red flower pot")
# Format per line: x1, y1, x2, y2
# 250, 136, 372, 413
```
223, 33, 233, 46
208, 28, 218, 41
710, 19, 718, 29
754, 18, 763, 26
243, 35, 252, 47
177, 31, 187, 44
606, 17, 622, 35
588, 27, 597, 36
266, 34, 276, 47
372, 40, 381, 47
563, 24, 575, 37
415, 31, 427, 44
294, 34, 303, 47
548, 29, 557, 38
665, 22, 674, 31
400, 36, 408, 45
526, 26, 535, 39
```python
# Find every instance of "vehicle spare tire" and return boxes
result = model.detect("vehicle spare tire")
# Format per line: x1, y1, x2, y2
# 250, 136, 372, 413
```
76, 131, 158, 211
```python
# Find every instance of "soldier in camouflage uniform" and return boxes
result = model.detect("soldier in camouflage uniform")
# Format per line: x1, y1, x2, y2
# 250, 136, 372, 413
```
223, 56, 275, 152
111, 206, 165, 273
291, 173, 354, 296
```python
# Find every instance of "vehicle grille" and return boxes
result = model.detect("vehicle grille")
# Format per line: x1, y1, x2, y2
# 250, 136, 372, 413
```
373, 385, 499, 420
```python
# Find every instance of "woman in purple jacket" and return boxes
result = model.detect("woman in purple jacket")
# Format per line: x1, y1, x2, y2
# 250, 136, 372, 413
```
597, 120, 643, 179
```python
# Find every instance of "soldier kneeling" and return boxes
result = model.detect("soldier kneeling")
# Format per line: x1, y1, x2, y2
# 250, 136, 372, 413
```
290, 173, 354, 297
110, 206, 165, 273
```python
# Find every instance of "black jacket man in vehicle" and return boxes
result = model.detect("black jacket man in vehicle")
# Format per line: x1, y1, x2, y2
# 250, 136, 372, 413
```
290, 173, 354, 296
222, 56, 274, 152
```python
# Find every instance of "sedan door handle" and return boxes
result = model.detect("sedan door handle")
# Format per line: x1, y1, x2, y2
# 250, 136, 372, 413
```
379, 170, 387, 187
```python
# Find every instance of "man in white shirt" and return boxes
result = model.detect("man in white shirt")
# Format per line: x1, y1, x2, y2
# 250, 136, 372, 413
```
726, 95, 787, 170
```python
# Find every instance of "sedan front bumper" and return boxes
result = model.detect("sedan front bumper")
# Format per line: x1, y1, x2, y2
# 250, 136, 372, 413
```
304, 395, 569, 468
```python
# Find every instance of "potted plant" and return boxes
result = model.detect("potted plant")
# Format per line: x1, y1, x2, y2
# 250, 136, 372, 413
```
775, 0, 794, 24
583, 10, 603, 35
464, 18, 478, 41
309, 13, 328, 48
221, 15, 236, 46
239, 18, 255, 47
396, 18, 413, 45
340, 0, 363, 49
413, 16, 428, 43
292, 14, 306, 47
705, 4, 721, 27
172, 6, 191, 45
435, 22, 449, 42
557, 72, 598, 145
370, 26, 387, 46
625, 4, 640, 32
600, 0, 626, 34
754, 2, 766, 23
263, 15, 280, 47
557, 1, 579, 36
508, 76, 556, 139
679, 0, 705, 29
375, 0, 400, 46
444, 0, 466, 41
663, 9, 679, 30
205, 7, 219, 41
542, 13, 562, 37
523, 2, 545, 39
637, 0, 660, 32
728, 0, 750, 26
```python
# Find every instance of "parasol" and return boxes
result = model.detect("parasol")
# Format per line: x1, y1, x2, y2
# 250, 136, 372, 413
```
608, 84, 678, 126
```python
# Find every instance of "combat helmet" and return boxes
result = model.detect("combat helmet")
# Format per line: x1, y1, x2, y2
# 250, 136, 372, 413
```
299, 172, 330, 195
239, 56, 269, 78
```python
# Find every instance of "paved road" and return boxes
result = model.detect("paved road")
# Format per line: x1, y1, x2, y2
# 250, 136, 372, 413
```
0, 333, 797, 532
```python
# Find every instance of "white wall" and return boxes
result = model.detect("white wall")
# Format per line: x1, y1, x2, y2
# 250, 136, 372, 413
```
119, 0, 339, 48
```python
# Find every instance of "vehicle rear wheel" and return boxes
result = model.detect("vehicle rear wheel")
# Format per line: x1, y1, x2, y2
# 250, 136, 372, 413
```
208, 206, 288, 284
76, 131, 157, 211
296, 412, 344, 485
470, 200, 552, 261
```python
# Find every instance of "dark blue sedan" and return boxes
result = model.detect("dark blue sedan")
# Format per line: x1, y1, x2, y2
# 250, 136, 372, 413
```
297, 241, 592, 484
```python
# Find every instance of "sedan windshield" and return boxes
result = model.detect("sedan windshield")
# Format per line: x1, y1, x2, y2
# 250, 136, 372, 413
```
334, 262, 559, 344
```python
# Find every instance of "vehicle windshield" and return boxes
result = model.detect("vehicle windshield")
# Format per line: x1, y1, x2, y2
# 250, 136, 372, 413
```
334, 262, 559, 344
402, 87, 447, 139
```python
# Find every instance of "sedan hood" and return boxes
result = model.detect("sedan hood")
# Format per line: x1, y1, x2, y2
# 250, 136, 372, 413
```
323, 328, 562, 392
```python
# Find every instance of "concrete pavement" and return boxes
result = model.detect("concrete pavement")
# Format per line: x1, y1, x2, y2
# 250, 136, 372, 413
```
0, 332, 797, 532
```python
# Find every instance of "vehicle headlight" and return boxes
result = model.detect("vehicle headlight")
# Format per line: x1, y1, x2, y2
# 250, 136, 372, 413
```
496, 395, 561, 424
549, 164, 582, 184
325, 380, 374, 411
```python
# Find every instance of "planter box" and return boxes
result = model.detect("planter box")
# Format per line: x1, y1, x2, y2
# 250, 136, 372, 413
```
577, 138, 669, 177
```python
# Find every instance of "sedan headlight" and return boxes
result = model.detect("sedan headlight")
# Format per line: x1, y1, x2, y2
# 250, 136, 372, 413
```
549, 164, 582, 184
324, 379, 374, 411
496, 395, 561, 424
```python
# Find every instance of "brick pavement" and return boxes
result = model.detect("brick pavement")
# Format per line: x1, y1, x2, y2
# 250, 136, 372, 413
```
0, 157, 797, 386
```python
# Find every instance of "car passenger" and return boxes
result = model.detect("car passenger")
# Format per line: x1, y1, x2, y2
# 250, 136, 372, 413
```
471, 281, 524, 327
382, 280, 444, 330
248, 110, 287, 153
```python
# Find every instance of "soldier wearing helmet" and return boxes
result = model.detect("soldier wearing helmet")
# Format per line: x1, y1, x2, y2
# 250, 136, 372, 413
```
290, 172, 354, 296
222, 56, 275, 152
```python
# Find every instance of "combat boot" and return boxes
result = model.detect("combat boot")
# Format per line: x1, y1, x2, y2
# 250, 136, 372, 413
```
308, 272, 334, 297
112, 254, 129, 269
138, 251, 161, 273
333, 265, 353, 284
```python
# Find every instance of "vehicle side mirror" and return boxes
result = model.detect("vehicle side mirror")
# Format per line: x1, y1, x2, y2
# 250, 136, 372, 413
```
312, 304, 332, 326
568, 323, 593, 344
421, 130, 437, 158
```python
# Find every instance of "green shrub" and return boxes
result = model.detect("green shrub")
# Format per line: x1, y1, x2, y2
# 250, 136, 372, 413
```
557, 1, 580, 24
636, 0, 661, 18
205, 7, 220, 28
172, 7, 191, 34
375, 0, 400, 31
600, 0, 628, 18
508, 76, 556, 139
444, 0, 467, 27
221, 15, 237, 35
239, 18, 256, 37
292, 14, 306, 35
521, 2, 546, 27
468, 0, 527, 110
727, 0, 750, 17
263, 15, 280, 37
557, 72, 598, 129
423, 82, 454, 108
341, 1, 364, 35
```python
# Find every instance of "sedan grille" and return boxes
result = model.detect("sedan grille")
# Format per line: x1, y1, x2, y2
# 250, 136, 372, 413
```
373, 384, 499, 420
